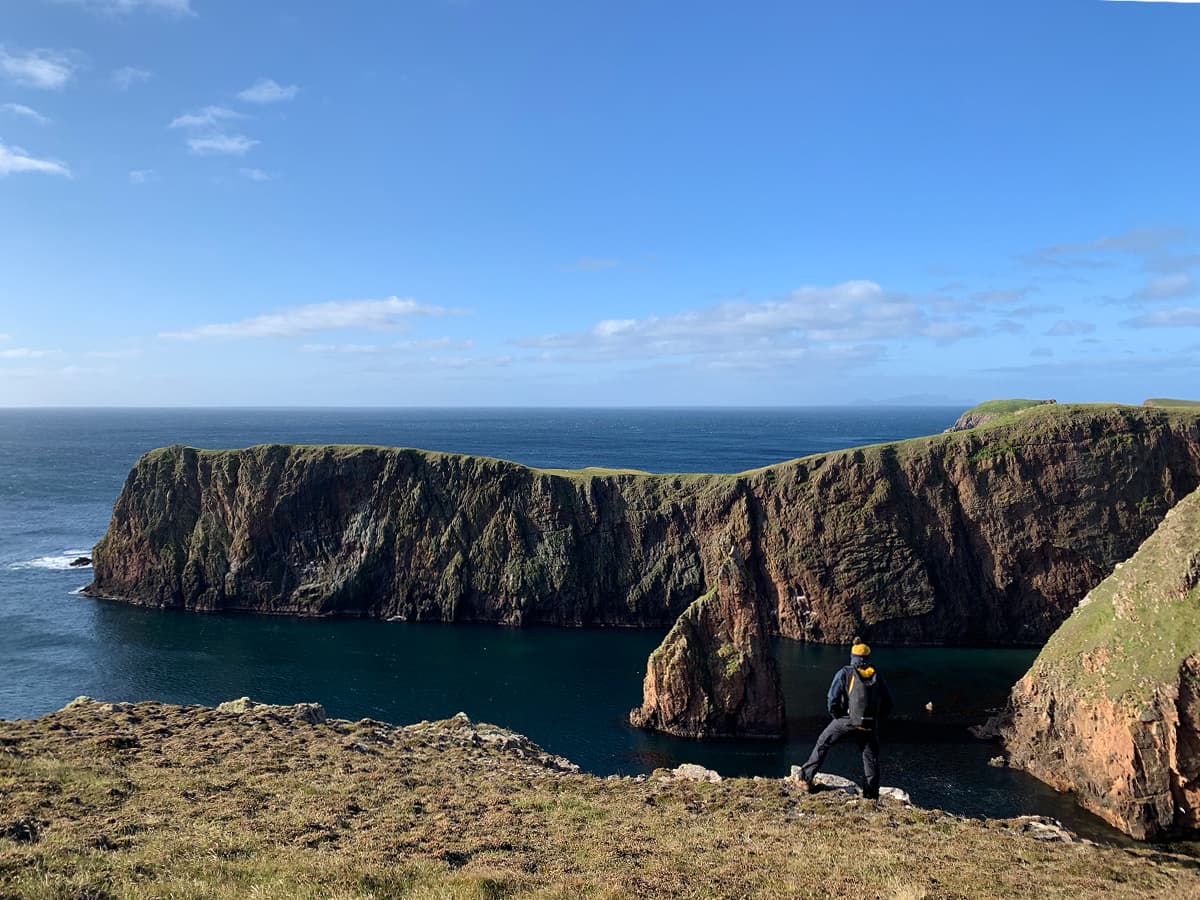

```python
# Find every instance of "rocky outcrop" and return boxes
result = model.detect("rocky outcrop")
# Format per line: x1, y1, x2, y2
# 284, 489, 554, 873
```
86, 404, 1200, 645
629, 548, 784, 738
998, 486, 1200, 838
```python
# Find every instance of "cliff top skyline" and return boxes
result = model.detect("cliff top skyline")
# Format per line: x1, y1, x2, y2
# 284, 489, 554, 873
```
2, 0, 1198, 407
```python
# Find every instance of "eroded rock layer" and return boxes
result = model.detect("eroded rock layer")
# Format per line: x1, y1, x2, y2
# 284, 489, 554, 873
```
999, 486, 1200, 839
87, 404, 1200, 644
629, 548, 784, 738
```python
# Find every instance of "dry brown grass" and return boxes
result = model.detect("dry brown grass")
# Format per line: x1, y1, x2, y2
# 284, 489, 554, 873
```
1, 699, 1196, 899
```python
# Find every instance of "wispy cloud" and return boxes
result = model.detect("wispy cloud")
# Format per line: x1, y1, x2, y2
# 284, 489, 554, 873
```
301, 338, 475, 354
1045, 320, 1096, 337
128, 168, 158, 184
0, 103, 50, 125
0, 47, 77, 90
1129, 272, 1196, 302
53, 0, 195, 16
0, 140, 71, 177
519, 280, 978, 368
85, 348, 141, 359
111, 66, 152, 90
561, 257, 621, 272
160, 297, 463, 340
0, 347, 55, 359
168, 105, 244, 130
970, 287, 1034, 305
238, 167, 272, 181
169, 106, 257, 156
1023, 227, 1188, 269
236, 78, 299, 104
188, 133, 258, 156
1127, 307, 1200, 328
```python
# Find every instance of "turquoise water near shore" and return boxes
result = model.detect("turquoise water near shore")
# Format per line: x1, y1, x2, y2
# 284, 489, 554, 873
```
0, 408, 1126, 842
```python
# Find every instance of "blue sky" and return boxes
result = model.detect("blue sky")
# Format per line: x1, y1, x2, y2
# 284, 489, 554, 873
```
1, 0, 1198, 407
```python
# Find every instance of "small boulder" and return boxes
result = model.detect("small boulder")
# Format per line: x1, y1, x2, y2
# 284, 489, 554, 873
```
670, 763, 722, 784
69, 557, 92, 568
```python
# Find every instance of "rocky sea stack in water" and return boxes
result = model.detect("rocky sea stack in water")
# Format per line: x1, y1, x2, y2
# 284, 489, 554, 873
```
999, 486, 1200, 839
85, 404, 1200, 646
629, 546, 784, 739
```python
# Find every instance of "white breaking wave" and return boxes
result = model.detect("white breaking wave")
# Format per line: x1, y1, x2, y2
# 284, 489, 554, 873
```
8, 549, 94, 571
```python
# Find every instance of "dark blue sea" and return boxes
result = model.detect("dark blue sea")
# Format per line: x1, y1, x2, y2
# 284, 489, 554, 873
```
0, 407, 1125, 842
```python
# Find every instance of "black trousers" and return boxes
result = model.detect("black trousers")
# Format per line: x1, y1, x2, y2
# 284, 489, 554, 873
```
799, 717, 880, 798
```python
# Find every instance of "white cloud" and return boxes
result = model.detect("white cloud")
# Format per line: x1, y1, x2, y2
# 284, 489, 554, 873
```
53, 0, 195, 16
168, 106, 244, 130
161, 297, 463, 340
1, 103, 50, 125
111, 66, 152, 90
0, 140, 71, 177
236, 78, 299, 104
1127, 307, 1200, 328
520, 280, 978, 368
0, 48, 77, 90
188, 134, 258, 155
0, 347, 54, 359
169, 106, 257, 156
238, 167, 272, 181
128, 168, 158, 184
0, 333, 10, 341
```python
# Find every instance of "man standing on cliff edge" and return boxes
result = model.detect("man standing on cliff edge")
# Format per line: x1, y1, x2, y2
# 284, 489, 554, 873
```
795, 641, 893, 799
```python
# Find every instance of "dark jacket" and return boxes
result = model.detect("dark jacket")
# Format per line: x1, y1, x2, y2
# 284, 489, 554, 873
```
826, 664, 894, 725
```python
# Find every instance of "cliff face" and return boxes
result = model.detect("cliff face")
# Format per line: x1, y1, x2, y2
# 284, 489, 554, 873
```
629, 548, 784, 738
87, 404, 1200, 644
999, 486, 1200, 839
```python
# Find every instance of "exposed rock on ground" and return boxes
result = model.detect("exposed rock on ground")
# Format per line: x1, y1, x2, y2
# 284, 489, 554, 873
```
999, 486, 1200, 839
86, 403, 1200, 645
2, 697, 1197, 898
629, 547, 784, 738
785, 767, 912, 803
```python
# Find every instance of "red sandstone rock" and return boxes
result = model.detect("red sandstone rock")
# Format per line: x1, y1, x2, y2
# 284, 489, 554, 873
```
999, 487, 1200, 838
629, 547, 784, 739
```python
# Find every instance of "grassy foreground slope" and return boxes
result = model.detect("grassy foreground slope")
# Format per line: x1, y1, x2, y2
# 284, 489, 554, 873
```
3, 699, 1199, 899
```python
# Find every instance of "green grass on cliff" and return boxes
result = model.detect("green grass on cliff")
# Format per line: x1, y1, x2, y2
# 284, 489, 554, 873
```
961, 398, 1049, 418
137, 402, 1200, 487
3, 699, 1198, 899
1031, 487, 1200, 704
1145, 398, 1200, 408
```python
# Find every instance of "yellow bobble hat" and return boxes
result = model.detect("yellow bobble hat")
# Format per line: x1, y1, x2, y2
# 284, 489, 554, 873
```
851, 642, 871, 657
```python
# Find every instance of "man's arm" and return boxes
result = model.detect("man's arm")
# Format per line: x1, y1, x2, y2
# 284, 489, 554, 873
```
827, 668, 848, 717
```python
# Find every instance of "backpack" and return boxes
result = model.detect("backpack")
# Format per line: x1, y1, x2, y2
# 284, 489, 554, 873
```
846, 666, 879, 729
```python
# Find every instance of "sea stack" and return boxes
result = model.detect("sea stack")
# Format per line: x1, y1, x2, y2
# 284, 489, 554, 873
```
999, 486, 1200, 839
629, 546, 785, 739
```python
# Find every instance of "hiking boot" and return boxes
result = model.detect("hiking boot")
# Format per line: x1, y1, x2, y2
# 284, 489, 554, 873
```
794, 778, 818, 794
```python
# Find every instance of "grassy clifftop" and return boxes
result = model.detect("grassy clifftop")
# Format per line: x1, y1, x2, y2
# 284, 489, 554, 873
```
1031, 485, 1200, 702
90, 402, 1200, 643
3, 698, 1198, 899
